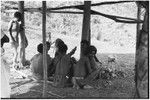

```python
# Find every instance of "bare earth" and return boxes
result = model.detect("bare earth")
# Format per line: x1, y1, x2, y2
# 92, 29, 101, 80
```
2, 27, 135, 99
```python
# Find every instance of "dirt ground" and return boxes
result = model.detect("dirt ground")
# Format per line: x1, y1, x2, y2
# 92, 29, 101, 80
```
9, 53, 135, 99
2, 28, 136, 98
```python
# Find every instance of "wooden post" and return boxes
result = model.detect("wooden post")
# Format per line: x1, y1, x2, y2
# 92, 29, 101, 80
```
134, 3, 141, 98
18, 1, 26, 66
80, 1, 91, 57
42, 1, 47, 98
135, 2, 148, 98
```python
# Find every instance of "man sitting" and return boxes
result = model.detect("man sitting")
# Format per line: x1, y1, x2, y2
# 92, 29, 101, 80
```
30, 43, 52, 80
53, 43, 76, 88
72, 40, 93, 89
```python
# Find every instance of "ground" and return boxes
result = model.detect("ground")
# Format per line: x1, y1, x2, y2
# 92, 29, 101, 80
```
2, 26, 135, 99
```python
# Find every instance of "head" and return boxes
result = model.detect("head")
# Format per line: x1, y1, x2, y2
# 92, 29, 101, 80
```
59, 43, 68, 54
46, 41, 51, 51
55, 38, 64, 47
81, 40, 90, 55
14, 12, 22, 21
55, 38, 65, 52
37, 43, 43, 54
89, 45, 97, 57
1, 30, 9, 47
140, 30, 148, 46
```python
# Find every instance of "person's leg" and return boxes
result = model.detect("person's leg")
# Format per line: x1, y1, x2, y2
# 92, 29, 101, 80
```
12, 44, 18, 69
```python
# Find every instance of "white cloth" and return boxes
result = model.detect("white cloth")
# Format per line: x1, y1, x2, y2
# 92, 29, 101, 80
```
1, 49, 10, 98
1, 30, 5, 39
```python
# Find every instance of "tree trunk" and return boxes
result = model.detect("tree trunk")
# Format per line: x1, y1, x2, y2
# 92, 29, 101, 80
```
42, 1, 48, 98
135, 3, 148, 98
80, 1, 91, 57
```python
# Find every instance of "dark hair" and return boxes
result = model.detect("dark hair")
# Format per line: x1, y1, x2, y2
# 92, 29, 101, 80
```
89, 45, 97, 54
46, 41, 50, 50
1, 35, 9, 47
59, 43, 68, 54
55, 38, 64, 47
37, 43, 43, 53
14, 12, 22, 19
81, 40, 90, 46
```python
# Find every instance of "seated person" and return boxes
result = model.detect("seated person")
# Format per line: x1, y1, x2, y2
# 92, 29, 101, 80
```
30, 43, 52, 80
72, 40, 92, 89
53, 43, 76, 87
54, 38, 65, 57
48, 39, 65, 77
88, 45, 102, 71
1, 30, 11, 98
82, 45, 102, 82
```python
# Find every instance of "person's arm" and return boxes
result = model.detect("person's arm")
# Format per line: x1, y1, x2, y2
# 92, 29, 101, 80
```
68, 47, 77, 57
94, 55, 102, 65
8, 20, 15, 42
85, 57, 92, 74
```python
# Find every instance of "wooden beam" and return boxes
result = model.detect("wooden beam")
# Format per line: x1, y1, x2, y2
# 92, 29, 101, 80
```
18, 1, 26, 66
80, 1, 91, 57
135, 2, 148, 98
42, 1, 47, 98
5, 6, 144, 23
8, 1, 134, 12
46, 1, 134, 11
134, 3, 141, 98
76, 6, 144, 24
47, 10, 83, 14
91, 1, 134, 6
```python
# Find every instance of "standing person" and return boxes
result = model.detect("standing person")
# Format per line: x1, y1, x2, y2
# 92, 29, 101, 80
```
1, 30, 11, 98
8, 11, 28, 68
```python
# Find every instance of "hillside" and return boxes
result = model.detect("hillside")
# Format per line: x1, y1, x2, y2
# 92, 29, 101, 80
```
1, 1, 140, 58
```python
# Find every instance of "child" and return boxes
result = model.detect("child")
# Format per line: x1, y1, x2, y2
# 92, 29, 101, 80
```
8, 11, 28, 68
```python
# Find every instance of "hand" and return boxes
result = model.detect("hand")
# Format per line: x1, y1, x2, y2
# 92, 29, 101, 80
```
71, 47, 77, 54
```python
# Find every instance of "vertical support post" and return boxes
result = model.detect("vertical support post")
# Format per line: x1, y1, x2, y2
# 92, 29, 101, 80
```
80, 1, 91, 57
18, 1, 26, 66
134, 3, 141, 98
42, 1, 47, 98
135, 2, 149, 98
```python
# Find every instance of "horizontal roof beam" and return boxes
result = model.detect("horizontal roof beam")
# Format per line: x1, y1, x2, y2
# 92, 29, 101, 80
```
4, 9, 143, 24
4, 1, 135, 12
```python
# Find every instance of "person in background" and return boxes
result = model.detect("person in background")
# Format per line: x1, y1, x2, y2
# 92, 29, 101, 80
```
1, 30, 11, 98
8, 11, 28, 68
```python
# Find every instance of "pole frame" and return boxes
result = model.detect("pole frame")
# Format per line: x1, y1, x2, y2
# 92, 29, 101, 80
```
18, 1, 26, 66
42, 1, 48, 98
80, 1, 91, 57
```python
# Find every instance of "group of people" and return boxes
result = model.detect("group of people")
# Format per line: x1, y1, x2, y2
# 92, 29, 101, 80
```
30, 38, 102, 89
1, 11, 102, 98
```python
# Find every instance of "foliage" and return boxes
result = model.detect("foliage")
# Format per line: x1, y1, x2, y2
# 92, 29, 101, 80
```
1, 1, 139, 48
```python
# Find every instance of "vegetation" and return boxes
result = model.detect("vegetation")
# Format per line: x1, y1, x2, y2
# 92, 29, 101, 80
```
1, 1, 139, 48
1, 1, 138, 98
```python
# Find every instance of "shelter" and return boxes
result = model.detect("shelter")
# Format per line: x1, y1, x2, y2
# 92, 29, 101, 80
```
4, 1, 149, 98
